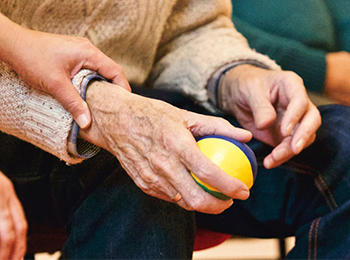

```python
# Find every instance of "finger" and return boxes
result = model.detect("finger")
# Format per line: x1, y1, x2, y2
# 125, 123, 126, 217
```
246, 84, 277, 129
180, 141, 250, 200
263, 136, 293, 169
8, 196, 27, 260
48, 77, 92, 129
144, 146, 235, 213
264, 134, 316, 169
290, 104, 321, 154
124, 162, 194, 212
84, 51, 131, 92
134, 175, 177, 202
120, 158, 181, 203
280, 93, 310, 137
185, 111, 252, 143
0, 205, 15, 260
174, 172, 235, 214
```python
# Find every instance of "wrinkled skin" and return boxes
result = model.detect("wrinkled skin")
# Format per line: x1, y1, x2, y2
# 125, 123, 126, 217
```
218, 65, 321, 169
80, 82, 253, 215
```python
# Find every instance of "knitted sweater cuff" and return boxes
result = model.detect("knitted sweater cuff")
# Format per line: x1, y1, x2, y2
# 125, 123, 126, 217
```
0, 63, 98, 164
207, 60, 270, 106
67, 72, 107, 160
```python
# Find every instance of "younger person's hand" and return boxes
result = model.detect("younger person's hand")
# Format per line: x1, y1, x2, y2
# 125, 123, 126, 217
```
0, 13, 131, 129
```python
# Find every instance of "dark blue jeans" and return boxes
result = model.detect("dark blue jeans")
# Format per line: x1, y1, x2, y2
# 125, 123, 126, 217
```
1, 88, 350, 259
196, 105, 350, 259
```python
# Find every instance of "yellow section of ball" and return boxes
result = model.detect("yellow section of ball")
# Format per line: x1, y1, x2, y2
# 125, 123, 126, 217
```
191, 137, 254, 192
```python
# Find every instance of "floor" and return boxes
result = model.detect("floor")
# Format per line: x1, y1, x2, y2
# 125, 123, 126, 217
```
193, 237, 295, 260
34, 237, 295, 260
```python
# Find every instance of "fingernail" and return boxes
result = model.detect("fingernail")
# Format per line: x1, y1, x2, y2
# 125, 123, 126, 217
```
236, 189, 250, 200
76, 113, 90, 129
264, 157, 273, 169
285, 123, 293, 136
295, 139, 305, 154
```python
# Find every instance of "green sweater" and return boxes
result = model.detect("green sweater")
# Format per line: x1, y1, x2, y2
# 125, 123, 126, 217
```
231, 0, 350, 93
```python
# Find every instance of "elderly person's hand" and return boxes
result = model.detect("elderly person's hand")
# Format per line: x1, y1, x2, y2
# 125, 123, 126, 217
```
79, 81, 253, 214
0, 171, 27, 260
218, 65, 321, 169
0, 13, 131, 129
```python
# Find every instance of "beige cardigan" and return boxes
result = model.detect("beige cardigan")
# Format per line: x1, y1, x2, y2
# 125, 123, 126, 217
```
0, 0, 279, 163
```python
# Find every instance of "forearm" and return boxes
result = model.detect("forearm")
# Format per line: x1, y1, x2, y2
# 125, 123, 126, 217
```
0, 13, 26, 65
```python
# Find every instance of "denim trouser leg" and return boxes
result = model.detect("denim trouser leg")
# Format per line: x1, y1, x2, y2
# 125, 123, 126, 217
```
196, 104, 350, 259
2, 85, 350, 259
61, 160, 195, 260
125, 88, 350, 259
0, 126, 195, 259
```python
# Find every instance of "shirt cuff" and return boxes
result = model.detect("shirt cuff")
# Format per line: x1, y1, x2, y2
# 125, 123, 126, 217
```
68, 72, 107, 159
207, 60, 270, 106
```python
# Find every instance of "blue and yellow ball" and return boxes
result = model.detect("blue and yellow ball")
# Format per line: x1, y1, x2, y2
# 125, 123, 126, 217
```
191, 135, 257, 200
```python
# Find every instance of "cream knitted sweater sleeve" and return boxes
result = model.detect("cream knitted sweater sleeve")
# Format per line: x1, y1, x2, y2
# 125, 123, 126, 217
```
0, 62, 90, 164
148, 0, 280, 106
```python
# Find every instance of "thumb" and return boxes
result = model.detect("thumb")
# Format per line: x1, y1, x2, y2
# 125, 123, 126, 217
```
51, 79, 91, 129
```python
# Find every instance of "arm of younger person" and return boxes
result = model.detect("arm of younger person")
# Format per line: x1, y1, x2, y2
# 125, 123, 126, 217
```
0, 13, 130, 129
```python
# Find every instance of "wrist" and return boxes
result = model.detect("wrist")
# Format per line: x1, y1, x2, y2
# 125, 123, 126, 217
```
78, 80, 126, 153
207, 61, 270, 107
68, 73, 107, 159
217, 64, 257, 111
78, 81, 107, 149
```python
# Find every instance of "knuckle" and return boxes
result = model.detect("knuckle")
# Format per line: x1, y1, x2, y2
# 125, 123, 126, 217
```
180, 202, 195, 211
75, 37, 93, 47
17, 220, 28, 237
314, 108, 322, 125
149, 177, 162, 190
140, 186, 151, 195
151, 156, 172, 175
194, 171, 212, 185
134, 177, 152, 195
284, 70, 303, 82
187, 196, 205, 211
140, 169, 155, 184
